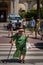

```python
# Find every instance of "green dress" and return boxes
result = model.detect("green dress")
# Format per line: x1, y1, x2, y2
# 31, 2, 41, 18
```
12, 33, 27, 58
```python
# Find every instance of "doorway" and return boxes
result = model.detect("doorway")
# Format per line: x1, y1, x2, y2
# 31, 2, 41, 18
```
0, 10, 7, 22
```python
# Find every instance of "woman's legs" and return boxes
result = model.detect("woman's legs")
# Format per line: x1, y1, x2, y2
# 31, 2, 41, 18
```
19, 49, 26, 63
8, 30, 13, 37
20, 55, 25, 63
8, 30, 11, 37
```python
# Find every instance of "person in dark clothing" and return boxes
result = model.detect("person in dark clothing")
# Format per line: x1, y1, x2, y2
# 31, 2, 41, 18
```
7, 21, 13, 37
15, 20, 21, 30
23, 18, 27, 32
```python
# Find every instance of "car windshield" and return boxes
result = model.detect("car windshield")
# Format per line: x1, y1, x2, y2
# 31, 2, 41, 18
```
9, 17, 22, 20
15, 17, 22, 20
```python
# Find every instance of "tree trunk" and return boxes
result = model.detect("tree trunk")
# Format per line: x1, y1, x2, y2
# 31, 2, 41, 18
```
37, 0, 40, 19
41, 0, 43, 7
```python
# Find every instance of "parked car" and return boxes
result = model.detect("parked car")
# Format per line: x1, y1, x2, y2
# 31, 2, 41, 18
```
8, 14, 23, 30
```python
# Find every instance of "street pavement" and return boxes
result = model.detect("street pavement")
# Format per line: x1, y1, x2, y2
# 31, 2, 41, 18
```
0, 30, 43, 65
0, 63, 43, 65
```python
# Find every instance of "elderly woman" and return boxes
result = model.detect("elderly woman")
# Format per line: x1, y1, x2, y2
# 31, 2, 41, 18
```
10, 29, 29, 63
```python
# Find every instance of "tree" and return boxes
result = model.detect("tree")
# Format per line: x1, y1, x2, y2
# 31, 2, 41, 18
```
41, 0, 43, 7
37, 0, 40, 19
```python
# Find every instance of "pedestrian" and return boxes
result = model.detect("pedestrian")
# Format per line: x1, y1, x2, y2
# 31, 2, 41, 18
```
15, 19, 21, 30
23, 18, 27, 32
10, 29, 29, 63
30, 17, 36, 34
35, 19, 40, 38
7, 21, 13, 37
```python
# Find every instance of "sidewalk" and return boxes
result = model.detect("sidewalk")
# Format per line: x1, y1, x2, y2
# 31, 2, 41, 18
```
0, 63, 43, 65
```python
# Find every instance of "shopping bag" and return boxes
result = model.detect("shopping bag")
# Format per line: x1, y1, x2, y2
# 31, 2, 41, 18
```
26, 42, 31, 50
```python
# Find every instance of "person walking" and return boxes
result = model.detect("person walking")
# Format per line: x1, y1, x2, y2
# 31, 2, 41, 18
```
30, 17, 36, 34
10, 29, 29, 63
35, 19, 40, 38
7, 21, 13, 37
23, 18, 27, 32
15, 19, 21, 30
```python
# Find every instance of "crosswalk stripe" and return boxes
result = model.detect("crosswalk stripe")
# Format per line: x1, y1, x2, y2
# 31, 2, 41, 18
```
25, 56, 43, 60
0, 43, 43, 59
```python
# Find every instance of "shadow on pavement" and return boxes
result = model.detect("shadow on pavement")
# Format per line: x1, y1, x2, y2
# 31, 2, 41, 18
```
34, 42, 43, 49
1, 58, 43, 64
0, 58, 21, 63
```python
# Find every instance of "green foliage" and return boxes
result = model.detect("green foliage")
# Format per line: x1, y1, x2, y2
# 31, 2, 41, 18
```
19, 10, 37, 21
19, 11, 27, 18
29, 10, 37, 19
40, 7, 43, 19
19, 8, 43, 21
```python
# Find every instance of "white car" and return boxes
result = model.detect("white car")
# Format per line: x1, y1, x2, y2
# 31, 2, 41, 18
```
8, 14, 23, 30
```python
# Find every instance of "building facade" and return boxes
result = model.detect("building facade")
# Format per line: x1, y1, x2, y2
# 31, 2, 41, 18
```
0, 0, 42, 22
0, 0, 20, 22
